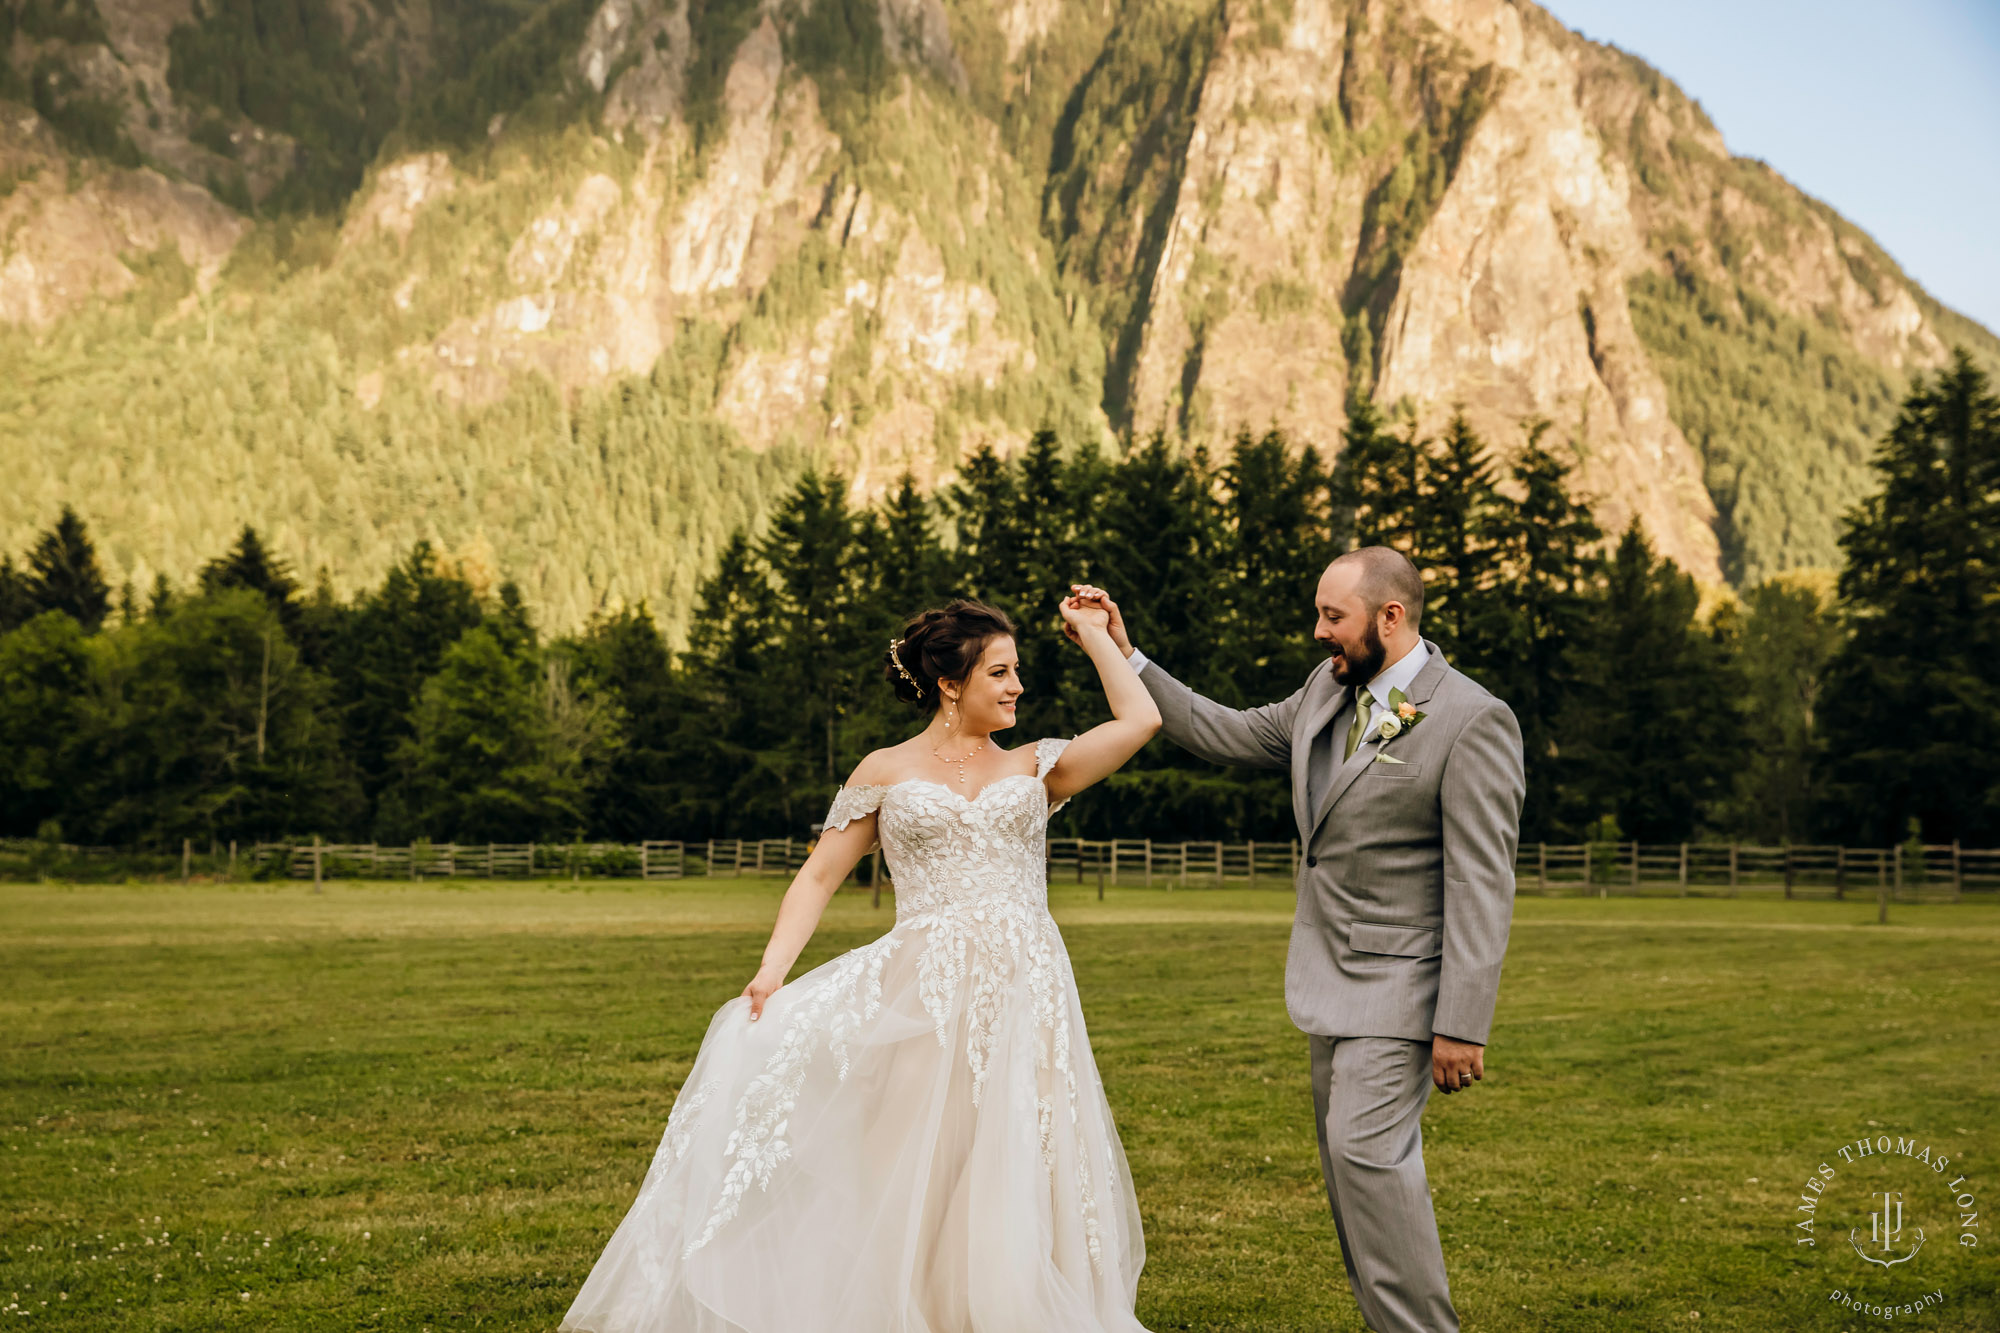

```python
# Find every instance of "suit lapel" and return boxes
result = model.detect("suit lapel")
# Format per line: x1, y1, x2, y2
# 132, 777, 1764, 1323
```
1293, 665, 1344, 841
1406, 639, 1448, 707
1309, 729, 1378, 837
1306, 641, 1450, 841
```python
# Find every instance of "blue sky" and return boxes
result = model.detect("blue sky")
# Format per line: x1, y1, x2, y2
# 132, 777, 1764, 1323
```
1540, 0, 2000, 335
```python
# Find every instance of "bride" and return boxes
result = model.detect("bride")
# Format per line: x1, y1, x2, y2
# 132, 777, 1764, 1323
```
561, 592, 1162, 1333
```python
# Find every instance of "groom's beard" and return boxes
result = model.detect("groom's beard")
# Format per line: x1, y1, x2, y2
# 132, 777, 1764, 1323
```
1327, 619, 1386, 688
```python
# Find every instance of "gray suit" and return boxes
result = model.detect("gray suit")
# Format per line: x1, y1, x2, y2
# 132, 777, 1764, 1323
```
1138, 641, 1524, 1332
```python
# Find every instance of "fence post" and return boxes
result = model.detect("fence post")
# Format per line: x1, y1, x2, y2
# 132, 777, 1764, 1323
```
1953, 840, 1963, 901
1581, 842, 1591, 893
1538, 843, 1547, 894
706, 838, 715, 877
1893, 843, 1903, 900
1247, 840, 1256, 890
229, 839, 237, 877
1147, 839, 1155, 888
1783, 844, 1794, 899
1728, 844, 1739, 895
1834, 845, 1846, 900
312, 835, 323, 894
1678, 843, 1688, 896
182, 838, 191, 883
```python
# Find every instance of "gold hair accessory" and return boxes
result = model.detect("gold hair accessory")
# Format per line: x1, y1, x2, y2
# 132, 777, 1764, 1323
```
888, 637, 924, 697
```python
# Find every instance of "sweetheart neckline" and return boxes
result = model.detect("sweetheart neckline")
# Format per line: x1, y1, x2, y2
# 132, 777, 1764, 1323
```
851, 772, 1046, 807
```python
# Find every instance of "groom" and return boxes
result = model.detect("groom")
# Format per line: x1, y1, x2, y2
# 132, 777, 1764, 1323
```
1072, 548, 1524, 1332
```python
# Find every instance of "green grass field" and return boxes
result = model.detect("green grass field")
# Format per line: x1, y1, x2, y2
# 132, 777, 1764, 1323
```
2, 882, 1996, 1331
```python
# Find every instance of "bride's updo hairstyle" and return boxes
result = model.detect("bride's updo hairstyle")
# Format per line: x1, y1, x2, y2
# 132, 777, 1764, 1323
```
885, 600, 1016, 713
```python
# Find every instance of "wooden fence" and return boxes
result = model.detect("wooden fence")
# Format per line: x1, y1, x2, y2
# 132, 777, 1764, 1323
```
1045, 839, 1998, 901
1507, 841, 1997, 901
244, 837, 816, 883
7, 836, 1997, 903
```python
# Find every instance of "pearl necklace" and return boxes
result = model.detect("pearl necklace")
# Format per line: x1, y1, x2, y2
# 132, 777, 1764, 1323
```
931, 717, 987, 788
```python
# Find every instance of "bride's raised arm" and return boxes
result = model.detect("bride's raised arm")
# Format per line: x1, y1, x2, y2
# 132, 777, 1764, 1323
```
740, 757, 887, 1019
1044, 594, 1162, 808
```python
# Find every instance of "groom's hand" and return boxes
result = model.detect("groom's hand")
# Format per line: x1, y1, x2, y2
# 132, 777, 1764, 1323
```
1067, 584, 1133, 656
1432, 1035, 1485, 1093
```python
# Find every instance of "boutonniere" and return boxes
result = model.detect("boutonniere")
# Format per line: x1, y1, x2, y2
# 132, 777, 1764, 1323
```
1373, 687, 1426, 750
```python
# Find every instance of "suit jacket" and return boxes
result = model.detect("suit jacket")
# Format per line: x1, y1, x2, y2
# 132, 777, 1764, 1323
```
1138, 641, 1525, 1044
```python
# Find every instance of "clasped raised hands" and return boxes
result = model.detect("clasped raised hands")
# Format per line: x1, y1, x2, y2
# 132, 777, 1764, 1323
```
1060, 584, 1133, 655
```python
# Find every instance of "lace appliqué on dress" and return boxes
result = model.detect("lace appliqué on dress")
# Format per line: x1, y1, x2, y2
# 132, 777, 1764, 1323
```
686, 935, 901, 1258
658, 1078, 721, 1170
1036, 735, 1074, 817
822, 783, 889, 849
687, 739, 1103, 1267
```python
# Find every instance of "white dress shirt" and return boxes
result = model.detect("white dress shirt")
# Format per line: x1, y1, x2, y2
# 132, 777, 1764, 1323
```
1349, 640, 1432, 747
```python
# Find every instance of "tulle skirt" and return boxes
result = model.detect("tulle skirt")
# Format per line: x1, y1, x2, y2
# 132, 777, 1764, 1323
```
561, 906, 1150, 1333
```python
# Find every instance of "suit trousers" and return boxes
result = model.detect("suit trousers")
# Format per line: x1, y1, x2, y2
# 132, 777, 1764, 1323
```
1309, 1034, 1458, 1333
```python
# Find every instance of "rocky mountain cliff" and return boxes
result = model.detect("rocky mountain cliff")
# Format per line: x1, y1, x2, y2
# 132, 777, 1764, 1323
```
4, 0, 1995, 634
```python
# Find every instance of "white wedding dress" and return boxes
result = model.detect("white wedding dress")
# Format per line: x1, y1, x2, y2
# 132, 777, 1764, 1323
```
562, 737, 1150, 1333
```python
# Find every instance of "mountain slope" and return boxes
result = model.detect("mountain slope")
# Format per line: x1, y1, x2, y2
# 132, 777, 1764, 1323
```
3, 0, 1995, 638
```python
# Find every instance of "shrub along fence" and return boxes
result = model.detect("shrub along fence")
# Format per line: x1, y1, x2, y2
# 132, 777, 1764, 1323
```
4, 836, 1996, 906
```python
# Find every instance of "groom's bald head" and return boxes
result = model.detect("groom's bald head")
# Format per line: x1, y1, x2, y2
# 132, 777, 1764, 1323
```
1325, 547, 1424, 630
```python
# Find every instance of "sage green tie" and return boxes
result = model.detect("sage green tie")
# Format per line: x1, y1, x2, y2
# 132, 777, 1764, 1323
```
1343, 688, 1375, 763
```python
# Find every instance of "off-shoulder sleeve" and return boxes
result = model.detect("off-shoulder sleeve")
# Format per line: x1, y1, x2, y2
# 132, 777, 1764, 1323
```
822, 784, 887, 846
1035, 737, 1075, 818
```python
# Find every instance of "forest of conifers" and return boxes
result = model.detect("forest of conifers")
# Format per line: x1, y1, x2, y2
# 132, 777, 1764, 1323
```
3, 352, 1997, 851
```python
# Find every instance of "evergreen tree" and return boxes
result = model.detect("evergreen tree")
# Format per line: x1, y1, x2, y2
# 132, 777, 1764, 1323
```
846, 472, 959, 757
1092, 434, 1225, 685
1820, 350, 2000, 843
948, 442, 1024, 604
74, 589, 358, 844
1720, 575, 1841, 843
200, 525, 300, 631
25, 505, 111, 631
569, 605, 678, 839
380, 624, 580, 842
869, 471, 957, 623
999, 430, 1091, 743
1330, 396, 1421, 551
1412, 412, 1506, 667
324, 542, 485, 820
1479, 422, 1604, 841
147, 574, 176, 621
1087, 434, 1256, 838
0, 611, 94, 836
1219, 429, 1337, 706
0, 557, 35, 633
758, 471, 874, 801
675, 530, 787, 837
1558, 521, 1742, 842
